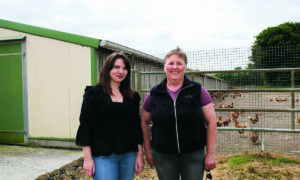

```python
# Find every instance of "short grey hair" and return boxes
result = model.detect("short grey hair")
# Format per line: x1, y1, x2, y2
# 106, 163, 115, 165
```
164, 47, 188, 64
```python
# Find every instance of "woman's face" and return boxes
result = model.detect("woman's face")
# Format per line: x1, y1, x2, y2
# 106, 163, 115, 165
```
110, 58, 128, 84
164, 54, 186, 82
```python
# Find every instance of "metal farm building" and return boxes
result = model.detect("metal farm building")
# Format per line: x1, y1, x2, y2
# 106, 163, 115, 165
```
0, 19, 221, 148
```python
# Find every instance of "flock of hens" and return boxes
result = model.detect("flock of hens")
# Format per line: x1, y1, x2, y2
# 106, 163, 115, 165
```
212, 91, 300, 146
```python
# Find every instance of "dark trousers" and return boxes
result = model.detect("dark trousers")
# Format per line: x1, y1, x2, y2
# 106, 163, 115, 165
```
152, 148, 205, 180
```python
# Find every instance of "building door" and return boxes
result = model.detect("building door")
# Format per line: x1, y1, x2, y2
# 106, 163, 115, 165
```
0, 37, 26, 144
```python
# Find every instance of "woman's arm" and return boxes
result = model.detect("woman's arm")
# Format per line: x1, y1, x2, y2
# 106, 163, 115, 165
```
202, 103, 217, 170
141, 109, 154, 166
82, 146, 95, 177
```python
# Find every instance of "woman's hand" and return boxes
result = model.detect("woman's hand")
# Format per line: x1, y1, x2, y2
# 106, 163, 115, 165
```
135, 150, 145, 175
141, 109, 155, 167
83, 158, 95, 177
202, 103, 217, 171
145, 148, 154, 166
205, 152, 216, 170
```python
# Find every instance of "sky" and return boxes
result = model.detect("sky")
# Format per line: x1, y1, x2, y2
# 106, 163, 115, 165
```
1, 0, 300, 56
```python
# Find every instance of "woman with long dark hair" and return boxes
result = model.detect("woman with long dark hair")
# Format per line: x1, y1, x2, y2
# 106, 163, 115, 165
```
76, 52, 144, 180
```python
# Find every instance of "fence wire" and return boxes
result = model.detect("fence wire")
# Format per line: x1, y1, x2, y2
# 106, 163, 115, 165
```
129, 45, 300, 156
216, 131, 300, 156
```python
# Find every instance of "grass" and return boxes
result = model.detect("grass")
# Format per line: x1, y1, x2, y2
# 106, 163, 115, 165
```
274, 157, 300, 164
214, 152, 300, 180
230, 155, 255, 169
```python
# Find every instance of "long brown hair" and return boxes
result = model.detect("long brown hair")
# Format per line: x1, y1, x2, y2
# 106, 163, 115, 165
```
97, 51, 133, 98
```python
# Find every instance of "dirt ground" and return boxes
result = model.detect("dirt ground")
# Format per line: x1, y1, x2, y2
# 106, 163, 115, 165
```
36, 156, 157, 180
36, 152, 300, 180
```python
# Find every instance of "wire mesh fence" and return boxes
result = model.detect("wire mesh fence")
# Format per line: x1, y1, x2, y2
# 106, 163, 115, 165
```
216, 130, 300, 156
129, 45, 300, 156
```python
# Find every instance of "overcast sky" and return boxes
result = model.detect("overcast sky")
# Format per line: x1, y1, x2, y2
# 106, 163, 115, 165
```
1, 0, 300, 55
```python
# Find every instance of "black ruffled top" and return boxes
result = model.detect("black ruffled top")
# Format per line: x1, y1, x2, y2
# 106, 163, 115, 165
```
75, 85, 143, 157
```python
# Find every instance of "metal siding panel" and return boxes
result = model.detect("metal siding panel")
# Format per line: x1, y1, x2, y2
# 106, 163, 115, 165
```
0, 42, 24, 144
0, 42, 22, 54
91, 48, 97, 84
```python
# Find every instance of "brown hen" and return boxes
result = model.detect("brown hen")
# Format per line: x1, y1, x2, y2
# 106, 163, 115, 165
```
250, 113, 259, 124
217, 116, 223, 127
231, 112, 240, 120
223, 118, 231, 126
233, 119, 248, 136
251, 131, 259, 144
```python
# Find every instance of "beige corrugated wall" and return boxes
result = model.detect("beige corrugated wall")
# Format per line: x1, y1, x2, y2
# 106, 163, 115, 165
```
0, 28, 91, 139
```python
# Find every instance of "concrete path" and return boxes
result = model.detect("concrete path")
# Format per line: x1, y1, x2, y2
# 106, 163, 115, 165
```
0, 144, 82, 180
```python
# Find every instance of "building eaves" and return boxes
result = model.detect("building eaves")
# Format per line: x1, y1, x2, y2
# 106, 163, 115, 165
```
0, 19, 99, 48
100, 40, 164, 64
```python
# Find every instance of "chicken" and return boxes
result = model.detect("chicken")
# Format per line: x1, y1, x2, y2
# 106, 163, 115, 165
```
231, 112, 240, 120
234, 119, 248, 128
250, 131, 259, 145
218, 104, 224, 108
296, 98, 299, 102
269, 98, 273, 102
250, 113, 259, 124
232, 94, 241, 98
233, 119, 248, 136
217, 95, 227, 102
298, 117, 300, 127
224, 102, 234, 108
223, 118, 231, 126
276, 97, 282, 102
217, 116, 223, 127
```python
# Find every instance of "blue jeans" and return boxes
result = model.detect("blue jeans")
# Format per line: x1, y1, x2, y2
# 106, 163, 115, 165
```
93, 151, 137, 180
152, 148, 205, 180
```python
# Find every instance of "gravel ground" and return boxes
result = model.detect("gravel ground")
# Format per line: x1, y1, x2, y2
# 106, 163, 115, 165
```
0, 144, 82, 180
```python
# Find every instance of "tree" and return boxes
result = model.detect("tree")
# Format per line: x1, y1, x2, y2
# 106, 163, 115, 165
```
250, 22, 300, 86
214, 66, 262, 87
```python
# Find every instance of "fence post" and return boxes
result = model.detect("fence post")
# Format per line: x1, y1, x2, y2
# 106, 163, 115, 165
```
130, 56, 136, 90
291, 71, 295, 88
132, 68, 136, 91
221, 80, 223, 89
191, 72, 195, 81
137, 71, 142, 109
291, 71, 295, 129
137, 71, 142, 96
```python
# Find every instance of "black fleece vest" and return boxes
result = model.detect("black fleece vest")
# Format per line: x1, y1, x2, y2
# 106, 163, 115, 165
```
150, 76, 207, 154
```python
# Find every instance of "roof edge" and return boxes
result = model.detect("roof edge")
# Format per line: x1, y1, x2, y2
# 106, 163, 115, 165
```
0, 35, 26, 42
0, 19, 99, 48
100, 40, 163, 63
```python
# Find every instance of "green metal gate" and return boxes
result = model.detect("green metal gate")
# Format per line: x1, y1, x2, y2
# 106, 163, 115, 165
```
0, 36, 26, 144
